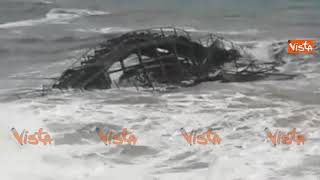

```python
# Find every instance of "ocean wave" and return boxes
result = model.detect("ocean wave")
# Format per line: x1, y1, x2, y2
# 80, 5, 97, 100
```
75, 27, 132, 34
0, 8, 111, 29
176, 27, 262, 36
217, 29, 262, 35
39, 0, 54, 5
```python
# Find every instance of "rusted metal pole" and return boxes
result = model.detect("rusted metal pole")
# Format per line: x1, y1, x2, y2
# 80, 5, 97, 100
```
160, 28, 165, 37
137, 50, 154, 89
210, 34, 214, 45
133, 79, 139, 92
172, 41, 186, 79
174, 28, 178, 37
113, 80, 120, 89
120, 60, 126, 72
154, 41, 168, 82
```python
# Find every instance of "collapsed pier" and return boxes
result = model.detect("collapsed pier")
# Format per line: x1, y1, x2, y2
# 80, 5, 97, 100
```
52, 27, 296, 90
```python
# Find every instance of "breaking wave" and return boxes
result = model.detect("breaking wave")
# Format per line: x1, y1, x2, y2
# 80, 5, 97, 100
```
75, 27, 132, 34
0, 8, 111, 29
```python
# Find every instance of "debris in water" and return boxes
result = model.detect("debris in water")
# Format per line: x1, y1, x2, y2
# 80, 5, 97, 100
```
52, 27, 296, 90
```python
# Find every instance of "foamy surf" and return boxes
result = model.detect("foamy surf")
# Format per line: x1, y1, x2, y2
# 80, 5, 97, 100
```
172, 27, 263, 36
1, 81, 319, 180
75, 27, 132, 34
0, 8, 111, 29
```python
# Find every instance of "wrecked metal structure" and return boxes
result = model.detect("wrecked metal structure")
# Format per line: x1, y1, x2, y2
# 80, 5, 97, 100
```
52, 27, 295, 90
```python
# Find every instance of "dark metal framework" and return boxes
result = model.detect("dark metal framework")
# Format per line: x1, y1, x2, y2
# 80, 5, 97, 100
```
52, 27, 296, 90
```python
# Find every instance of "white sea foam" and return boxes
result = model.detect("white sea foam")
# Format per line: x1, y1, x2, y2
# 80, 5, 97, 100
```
1, 77, 319, 180
0, 8, 111, 29
176, 27, 262, 36
40, 0, 54, 4
216, 29, 262, 35
75, 27, 132, 34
